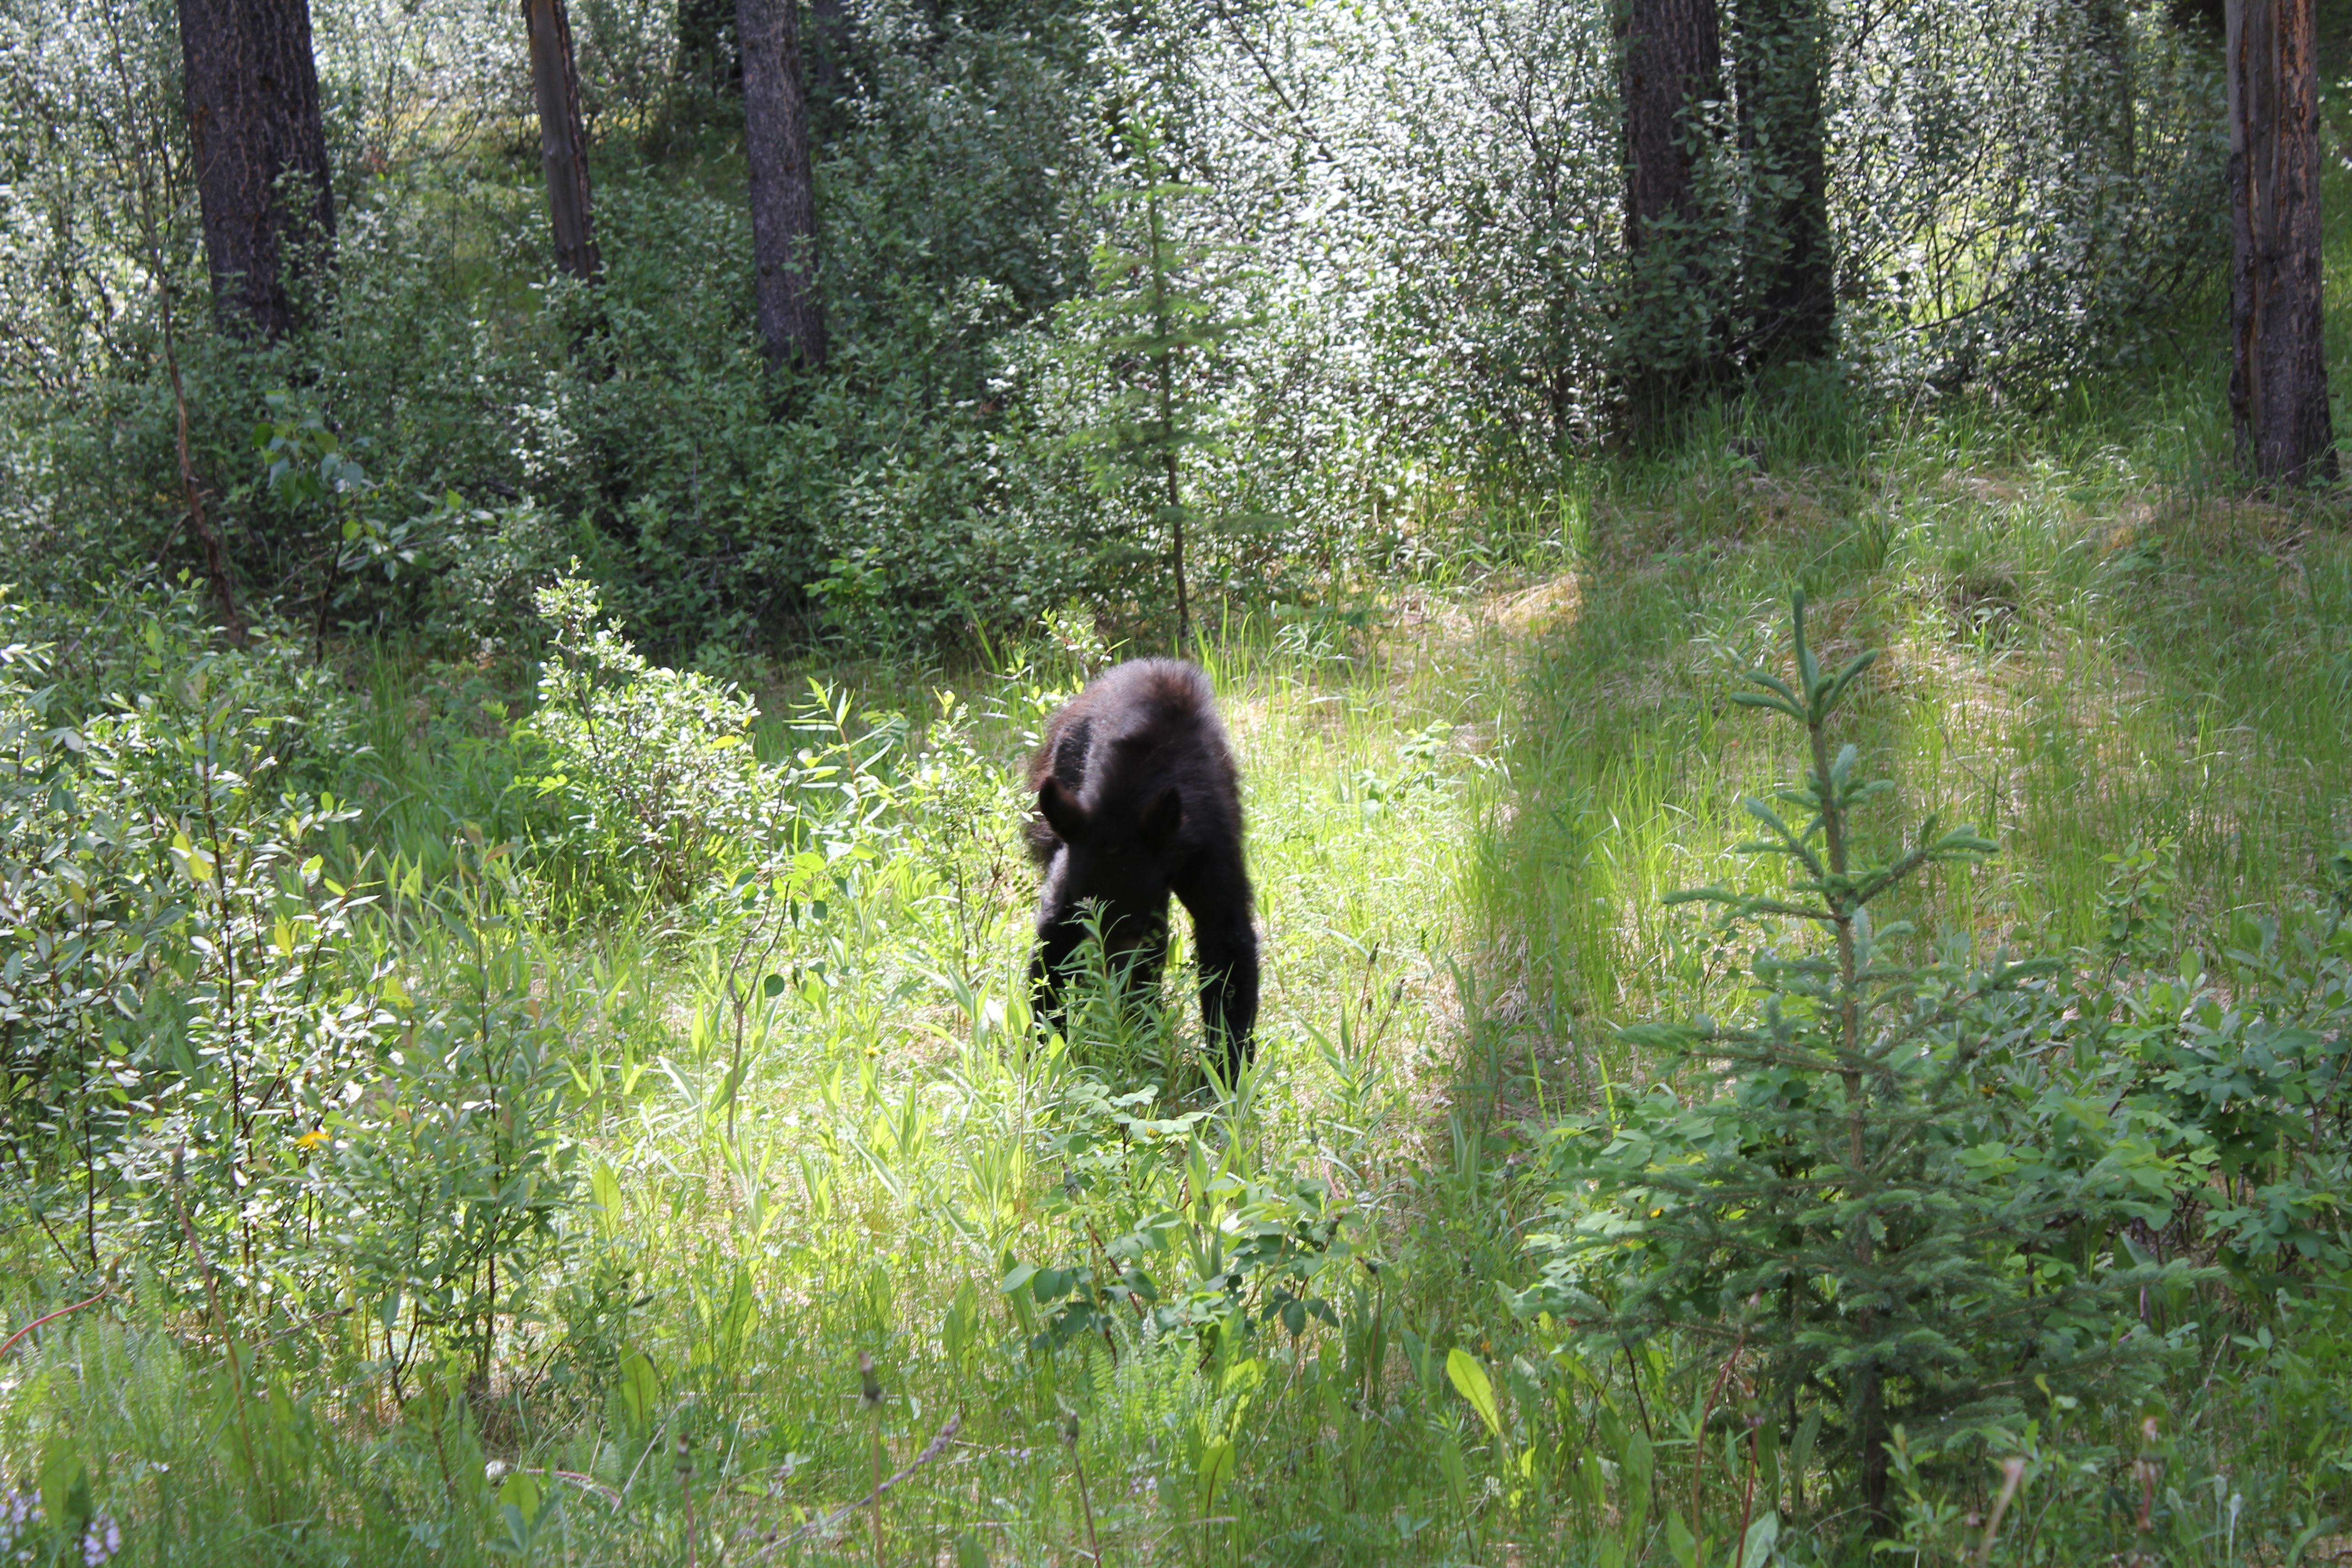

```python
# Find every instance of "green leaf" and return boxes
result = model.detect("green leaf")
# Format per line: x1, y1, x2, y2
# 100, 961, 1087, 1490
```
590, 1163, 622, 1234
1791, 1407, 1821, 1479
1666, 1511, 1699, 1568
39, 1430, 85, 1528
617, 1350, 660, 1431
1195, 1439, 1235, 1516
1437, 1428, 1468, 1505
1741, 1509, 1780, 1568
497, 1470, 545, 1528
1445, 1347, 1504, 1444
1730, 690, 1803, 719
1621, 1429, 1653, 1537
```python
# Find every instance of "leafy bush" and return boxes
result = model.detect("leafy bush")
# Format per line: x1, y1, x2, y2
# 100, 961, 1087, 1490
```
1001, 1073, 1359, 1358
518, 572, 910, 904
311, 834, 577, 1398
518, 573, 778, 903
2086, 847, 2352, 1292
0, 590, 586, 1405
0, 590, 366, 1281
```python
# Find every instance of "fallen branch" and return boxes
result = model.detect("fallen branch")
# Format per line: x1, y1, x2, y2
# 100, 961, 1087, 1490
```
752, 1412, 962, 1558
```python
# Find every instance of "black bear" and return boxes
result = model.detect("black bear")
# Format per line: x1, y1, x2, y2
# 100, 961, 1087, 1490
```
1027, 658, 1259, 1076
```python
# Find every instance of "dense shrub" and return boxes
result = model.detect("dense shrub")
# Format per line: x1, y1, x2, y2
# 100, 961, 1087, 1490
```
1, 0, 2238, 661
0, 590, 582, 1384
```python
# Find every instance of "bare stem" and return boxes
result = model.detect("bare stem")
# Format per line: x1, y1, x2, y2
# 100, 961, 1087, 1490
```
862, 1350, 884, 1568
171, 1147, 266, 1515
1067, 1411, 1103, 1565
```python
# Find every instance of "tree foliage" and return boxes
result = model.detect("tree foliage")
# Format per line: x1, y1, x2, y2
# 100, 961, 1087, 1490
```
1522, 598, 2199, 1524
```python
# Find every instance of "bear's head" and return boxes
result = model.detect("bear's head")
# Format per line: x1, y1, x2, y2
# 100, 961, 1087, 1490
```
1034, 775, 1182, 966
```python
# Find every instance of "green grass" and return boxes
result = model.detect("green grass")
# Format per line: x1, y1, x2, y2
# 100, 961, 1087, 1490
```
6, 374, 2352, 1563
1484, 366, 2352, 1068
15, 147, 2352, 1558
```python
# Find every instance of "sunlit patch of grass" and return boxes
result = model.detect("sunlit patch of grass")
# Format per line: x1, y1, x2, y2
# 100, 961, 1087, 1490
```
1481, 386, 2352, 1097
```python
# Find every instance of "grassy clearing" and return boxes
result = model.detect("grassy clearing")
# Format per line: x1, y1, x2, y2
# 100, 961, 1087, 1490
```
6, 378, 2351, 1563
0, 595, 1539, 1564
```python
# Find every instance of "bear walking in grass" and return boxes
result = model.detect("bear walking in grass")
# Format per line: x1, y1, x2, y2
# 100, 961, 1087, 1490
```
1027, 658, 1259, 1078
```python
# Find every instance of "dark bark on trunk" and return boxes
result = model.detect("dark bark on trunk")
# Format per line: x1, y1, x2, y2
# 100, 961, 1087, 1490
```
1619, 0, 1728, 436
1734, 0, 1833, 367
2228, 0, 2334, 484
677, 0, 741, 94
176, 0, 336, 340
1857, 1366, 1890, 1529
524, 0, 602, 283
739, 0, 827, 368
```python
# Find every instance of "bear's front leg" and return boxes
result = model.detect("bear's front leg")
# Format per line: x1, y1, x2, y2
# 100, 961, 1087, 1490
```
1176, 856, 1258, 1081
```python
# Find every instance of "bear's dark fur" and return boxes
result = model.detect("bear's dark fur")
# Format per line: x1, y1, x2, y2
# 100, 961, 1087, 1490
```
1026, 658, 1259, 1076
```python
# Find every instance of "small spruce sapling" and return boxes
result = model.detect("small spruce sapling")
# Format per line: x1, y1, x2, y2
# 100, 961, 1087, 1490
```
1523, 594, 2185, 1529
1062, 115, 1254, 656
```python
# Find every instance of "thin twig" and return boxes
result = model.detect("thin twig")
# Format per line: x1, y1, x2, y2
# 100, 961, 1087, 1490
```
862, 1352, 884, 1568
1066, 1411, 1103, 1565
1200, 0, 1341, 167
753, 1413, 962, 1558
97, 5, 244, 643
0, 1283, 113, 1362
534, 1468, 622, 1506
1977, 1457, 2027, 1567
1690, 1313, 1753, 1548
170, 1147, 265, 1509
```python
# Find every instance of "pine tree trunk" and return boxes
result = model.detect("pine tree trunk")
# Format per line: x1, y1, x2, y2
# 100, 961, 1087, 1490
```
524, 0, 602, 283
2227, 0, 2334, 484
176, 0, 336, 340
1619, 0, 1728, 436
1734, 0, 1833, 368
740, 0, 826, 368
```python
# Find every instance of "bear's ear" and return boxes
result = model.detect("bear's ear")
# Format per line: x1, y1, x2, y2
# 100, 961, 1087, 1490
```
1039, 777, 1089, 843
1139, 786, 1183, 850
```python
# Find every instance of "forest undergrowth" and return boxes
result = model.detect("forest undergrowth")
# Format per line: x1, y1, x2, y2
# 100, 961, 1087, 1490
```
5, 365, 2352, 1566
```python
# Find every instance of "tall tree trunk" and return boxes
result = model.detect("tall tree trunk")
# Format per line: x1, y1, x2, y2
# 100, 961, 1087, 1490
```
524, 0, 602, 283
1619, 0, 1729, 437
176, 0, 336, 340
1734, 0, 1833, 368
739, 0, 826, 368
2227, 0, 2334, 484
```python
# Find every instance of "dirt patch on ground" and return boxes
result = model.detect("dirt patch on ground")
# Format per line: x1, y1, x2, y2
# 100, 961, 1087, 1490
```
1485, 573, 1583, 635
